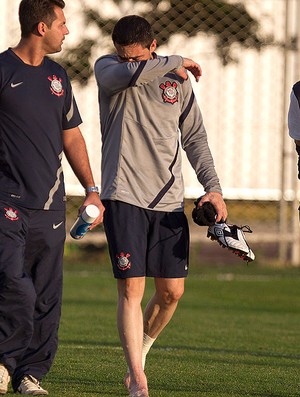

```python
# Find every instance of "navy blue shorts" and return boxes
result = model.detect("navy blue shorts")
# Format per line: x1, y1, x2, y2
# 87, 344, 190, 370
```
103, 200, 189, 279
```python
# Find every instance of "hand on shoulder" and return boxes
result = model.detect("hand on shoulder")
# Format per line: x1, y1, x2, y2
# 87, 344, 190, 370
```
175, 57, 202, 82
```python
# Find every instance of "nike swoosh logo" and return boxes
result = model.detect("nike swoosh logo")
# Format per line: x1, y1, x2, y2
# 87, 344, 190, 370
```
11, 82, 23, 88
53, 221, 63, 229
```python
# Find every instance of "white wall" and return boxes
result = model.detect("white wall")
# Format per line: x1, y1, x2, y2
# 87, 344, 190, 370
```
1, 0, 298, 200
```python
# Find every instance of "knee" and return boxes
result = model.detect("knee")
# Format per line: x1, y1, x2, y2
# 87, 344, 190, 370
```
118, 278, 145, 303
161, 285, 184, 305
0, 274, 36, 302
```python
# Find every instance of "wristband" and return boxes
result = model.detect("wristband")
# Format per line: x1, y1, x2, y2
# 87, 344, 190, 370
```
85, 186, 99, 194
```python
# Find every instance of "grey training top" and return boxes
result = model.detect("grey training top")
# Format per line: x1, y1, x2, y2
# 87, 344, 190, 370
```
94, 53, 222, 212
288, 81, 300, 140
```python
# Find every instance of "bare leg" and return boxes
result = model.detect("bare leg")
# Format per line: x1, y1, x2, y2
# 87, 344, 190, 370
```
144, 278, 185, 338
117, 277, 149, 397
123, 333, 155, 390
124, 278, 185, 391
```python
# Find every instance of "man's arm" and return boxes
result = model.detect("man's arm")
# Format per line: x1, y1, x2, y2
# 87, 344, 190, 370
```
95, 54, 184, 95
287, 84, 300, 180
63, 127, 104, 225
95, 54, 202, 96
179, 80, 227, 222
294, 140, 300, 180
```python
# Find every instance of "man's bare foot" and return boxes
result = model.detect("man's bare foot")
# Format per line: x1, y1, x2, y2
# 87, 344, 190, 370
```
129, 386, 149, 397
124, 371, 148, 397
124, 372, 149, 396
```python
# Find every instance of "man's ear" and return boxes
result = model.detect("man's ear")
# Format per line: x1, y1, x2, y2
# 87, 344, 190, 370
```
149, 39, 157, 54
37, 21, 47, 36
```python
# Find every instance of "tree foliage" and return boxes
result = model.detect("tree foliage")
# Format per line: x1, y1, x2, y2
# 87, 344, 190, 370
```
59, 0, 273, 85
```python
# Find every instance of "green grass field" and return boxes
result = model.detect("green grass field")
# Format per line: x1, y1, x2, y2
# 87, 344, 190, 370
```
26, 252, 300, 397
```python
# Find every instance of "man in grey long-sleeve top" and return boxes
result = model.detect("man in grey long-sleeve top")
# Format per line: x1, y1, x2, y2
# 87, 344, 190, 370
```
94, 15, 227, 397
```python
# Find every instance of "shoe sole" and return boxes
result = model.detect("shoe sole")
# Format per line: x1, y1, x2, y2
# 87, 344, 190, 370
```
207, 232, 255, 262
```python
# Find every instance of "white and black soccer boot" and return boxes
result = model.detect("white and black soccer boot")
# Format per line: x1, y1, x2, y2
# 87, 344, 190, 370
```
207, 222, 255, 262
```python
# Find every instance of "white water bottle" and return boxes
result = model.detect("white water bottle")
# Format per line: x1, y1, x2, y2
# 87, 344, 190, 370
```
70, 204, 100, 239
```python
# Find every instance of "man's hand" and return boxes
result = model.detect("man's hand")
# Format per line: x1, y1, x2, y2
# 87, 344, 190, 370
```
79, 194, 105, 229
175, 57, 202, 82
198, 192, 227, 223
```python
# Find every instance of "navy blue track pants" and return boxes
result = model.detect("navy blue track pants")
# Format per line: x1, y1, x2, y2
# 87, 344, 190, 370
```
0, 202, 65, 390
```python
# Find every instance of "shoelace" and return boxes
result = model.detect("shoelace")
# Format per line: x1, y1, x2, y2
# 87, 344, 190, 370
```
240, 225, 253, 233
23, 376, 42, 389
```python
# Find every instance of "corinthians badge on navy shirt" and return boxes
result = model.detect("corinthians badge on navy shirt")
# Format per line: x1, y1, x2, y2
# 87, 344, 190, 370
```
4, 207, 19, 221
159, 80, 179, 104
48, 75, 64, 97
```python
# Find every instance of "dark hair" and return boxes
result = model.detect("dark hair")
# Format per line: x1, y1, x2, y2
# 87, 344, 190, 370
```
112, 15, 154, 49
19, 0, 65, 38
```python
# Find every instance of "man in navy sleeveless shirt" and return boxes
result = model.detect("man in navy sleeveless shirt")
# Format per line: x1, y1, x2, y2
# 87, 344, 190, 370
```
0, 1, 103, 394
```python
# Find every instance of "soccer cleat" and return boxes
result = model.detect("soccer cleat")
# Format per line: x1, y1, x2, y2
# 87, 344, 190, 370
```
207, 222, 255, 262
0, 364, 10, 395
17, 375, 48, 395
